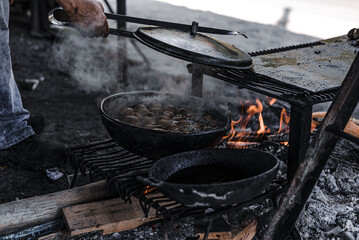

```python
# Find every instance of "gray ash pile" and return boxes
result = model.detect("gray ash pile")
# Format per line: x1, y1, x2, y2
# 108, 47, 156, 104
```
297, 140, 359, 240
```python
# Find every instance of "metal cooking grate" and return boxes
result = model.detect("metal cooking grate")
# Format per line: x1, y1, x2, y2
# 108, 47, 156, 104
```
67, 139, 287, 238
66, 139, 154, 188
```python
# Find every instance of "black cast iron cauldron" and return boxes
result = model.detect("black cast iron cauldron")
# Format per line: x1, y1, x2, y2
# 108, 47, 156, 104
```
100, 91, 231, 159
138, 149, 279, 207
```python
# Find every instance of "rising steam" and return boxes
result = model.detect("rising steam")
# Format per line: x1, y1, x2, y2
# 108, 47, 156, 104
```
50, 28, 123, 93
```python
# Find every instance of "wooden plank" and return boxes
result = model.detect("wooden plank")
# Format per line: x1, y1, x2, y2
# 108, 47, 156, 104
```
0, 180, 111, 235
38, 230, 68, 240
63, 197, 160, 236
232, 220, 257, 240
312, 112, 359, 138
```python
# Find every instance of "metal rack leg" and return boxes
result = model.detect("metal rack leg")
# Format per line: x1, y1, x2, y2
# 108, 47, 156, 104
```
191, 64, 204, 97
117, 0, 127, 30
117, 0, 127, 86
30, 0, 41, 37
287, 104, 313, 181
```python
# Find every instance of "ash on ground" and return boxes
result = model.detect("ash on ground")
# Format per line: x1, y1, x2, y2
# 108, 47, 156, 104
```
71, 224, 194, 240
297, 140, 359, 240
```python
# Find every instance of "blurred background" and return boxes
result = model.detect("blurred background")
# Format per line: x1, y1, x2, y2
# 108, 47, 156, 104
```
9, 0, 358, 39
155, 0, 359, 39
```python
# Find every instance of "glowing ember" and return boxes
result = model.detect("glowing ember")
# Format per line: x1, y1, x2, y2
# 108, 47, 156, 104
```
143, 185, 155, 195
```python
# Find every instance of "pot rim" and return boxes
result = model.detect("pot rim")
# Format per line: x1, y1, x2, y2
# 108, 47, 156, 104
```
147, 148, 280, 189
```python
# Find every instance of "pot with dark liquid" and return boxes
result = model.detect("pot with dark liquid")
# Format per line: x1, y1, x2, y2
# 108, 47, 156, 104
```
138, 148, 279, 207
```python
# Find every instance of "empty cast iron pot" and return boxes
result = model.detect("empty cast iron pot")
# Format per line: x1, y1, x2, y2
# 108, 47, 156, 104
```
100, 91, 230, 159
138, 149, 279, 207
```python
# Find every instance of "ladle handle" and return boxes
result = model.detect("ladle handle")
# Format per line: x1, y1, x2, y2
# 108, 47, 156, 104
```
48, 7, 134, 38
48, 7, 245, 37
48, 6, 72, 27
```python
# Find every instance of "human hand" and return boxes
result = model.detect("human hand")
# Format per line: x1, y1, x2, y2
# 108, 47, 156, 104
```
9, 0, 14, 5
58, 0, 109, 38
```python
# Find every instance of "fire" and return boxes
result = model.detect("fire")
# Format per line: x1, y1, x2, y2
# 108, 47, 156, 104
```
224, 98, 272, 148
223, 98, 342, 148
224, 98, 290, 148
267, 97, 277, 106
143, 185, 155, 195
278, 108, 290, 133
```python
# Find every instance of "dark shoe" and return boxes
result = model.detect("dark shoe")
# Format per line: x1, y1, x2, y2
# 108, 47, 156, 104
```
27, 113, 45, 135
0, 135, 66, 170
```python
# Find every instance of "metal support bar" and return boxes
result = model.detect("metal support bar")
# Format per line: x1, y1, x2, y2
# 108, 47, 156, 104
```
287, 104, 313, 180
103, 0, 115, 13
30, 0, 41, 37
116, 0, 127, 30
191, 64, 204, 97
117, 0, 127, 86
263, 53, 359, 240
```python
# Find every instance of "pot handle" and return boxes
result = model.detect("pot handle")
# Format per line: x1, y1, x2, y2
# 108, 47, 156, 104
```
136, 176, 163, 188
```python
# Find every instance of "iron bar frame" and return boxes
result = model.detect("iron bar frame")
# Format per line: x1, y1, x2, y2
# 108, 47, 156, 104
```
188, 42, 342, 181
66, 139, 288, 239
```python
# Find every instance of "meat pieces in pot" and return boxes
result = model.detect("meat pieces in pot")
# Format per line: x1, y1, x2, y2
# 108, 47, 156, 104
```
115, 103, 221, 133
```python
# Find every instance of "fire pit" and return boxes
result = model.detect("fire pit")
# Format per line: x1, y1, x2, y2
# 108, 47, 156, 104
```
55, 26, 359, 240
189, 35, 358, 180
67, 138, 288, 239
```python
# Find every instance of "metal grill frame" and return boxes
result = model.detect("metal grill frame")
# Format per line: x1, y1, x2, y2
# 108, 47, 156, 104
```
65, 41, 359, 239
188, 41, 347, 181
67, 139, 288, 239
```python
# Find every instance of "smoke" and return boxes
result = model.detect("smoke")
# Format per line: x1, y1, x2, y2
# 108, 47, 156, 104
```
50, 28, 123, 93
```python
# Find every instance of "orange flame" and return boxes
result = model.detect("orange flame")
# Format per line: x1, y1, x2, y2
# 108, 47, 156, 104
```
144, 185, 155, 195
278, 108, 290, 133
267, 97, 277, 106
224, 99, 272, 149
223, 98, 334, 148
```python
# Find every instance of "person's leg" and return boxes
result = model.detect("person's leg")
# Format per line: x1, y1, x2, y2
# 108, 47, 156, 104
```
0, 1, 65, 170
0, 0, 35, 150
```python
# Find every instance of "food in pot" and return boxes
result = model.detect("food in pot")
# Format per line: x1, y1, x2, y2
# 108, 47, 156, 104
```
116, 103, 221, 133
120, 107, 134, 116
141, 116, 155, 126
123, 115, 141, 127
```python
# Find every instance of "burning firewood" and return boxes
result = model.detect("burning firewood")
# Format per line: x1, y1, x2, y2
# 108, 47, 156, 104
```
312, 112, 359, 138
232, 220, 257, 240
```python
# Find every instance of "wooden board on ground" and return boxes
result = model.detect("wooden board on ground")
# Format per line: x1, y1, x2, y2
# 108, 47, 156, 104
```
63, 197, 160, 236
0, 180, 111, 235
38, 230, 68, 240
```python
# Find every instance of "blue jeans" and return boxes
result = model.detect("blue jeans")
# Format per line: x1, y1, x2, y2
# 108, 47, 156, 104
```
0, 0, 34, 149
